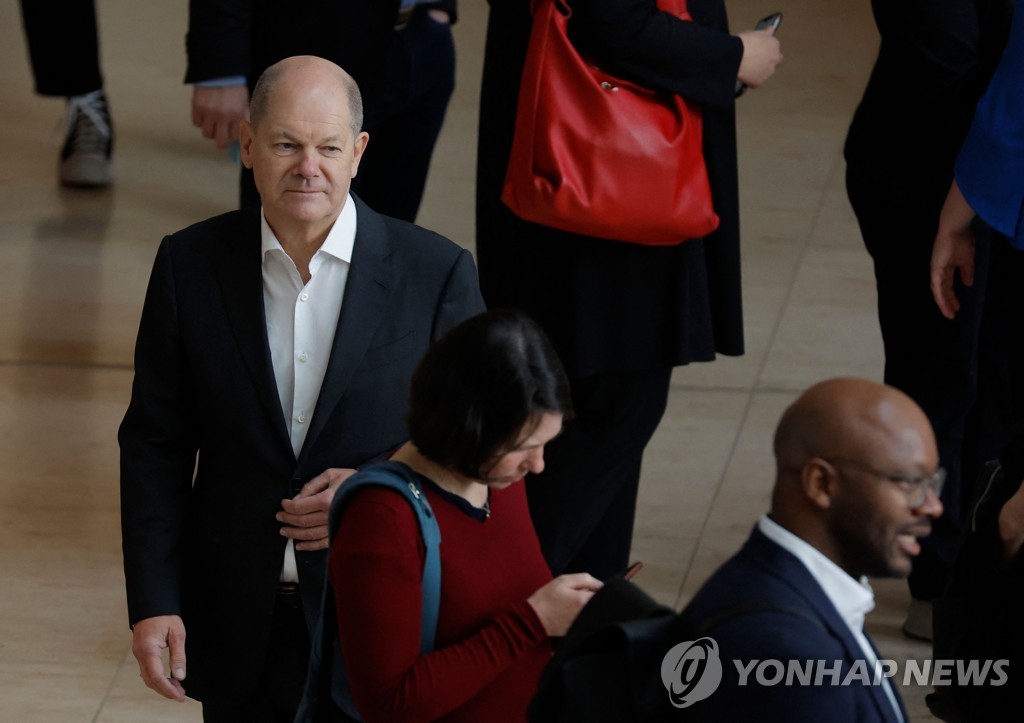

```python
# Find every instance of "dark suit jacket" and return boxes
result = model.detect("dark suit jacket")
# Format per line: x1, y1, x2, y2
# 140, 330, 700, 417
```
119, 196, 484, 704
677, 527, 907, 723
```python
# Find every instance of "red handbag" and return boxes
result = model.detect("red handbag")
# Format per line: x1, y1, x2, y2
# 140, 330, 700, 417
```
501, 0, 720, 246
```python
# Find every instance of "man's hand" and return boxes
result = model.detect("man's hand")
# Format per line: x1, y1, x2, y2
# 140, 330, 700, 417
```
131, 615, 187, 701
278, 467, 357, 550
931, 180, 977, 320
191, 85, 250, 149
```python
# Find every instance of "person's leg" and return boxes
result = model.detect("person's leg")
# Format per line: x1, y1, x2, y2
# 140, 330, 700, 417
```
19, 0, 103, 96
526, 368, 673, 580
847, 168, 992, 639
20, 0, 112, 187
201, 587, 311, 722
351, 13, 455, 221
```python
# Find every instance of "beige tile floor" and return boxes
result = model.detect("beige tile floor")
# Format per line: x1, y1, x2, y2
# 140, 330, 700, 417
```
0, 0, 941, 719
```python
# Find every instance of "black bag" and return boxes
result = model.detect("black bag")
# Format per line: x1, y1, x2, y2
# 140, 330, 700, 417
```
528, 577, 683, 722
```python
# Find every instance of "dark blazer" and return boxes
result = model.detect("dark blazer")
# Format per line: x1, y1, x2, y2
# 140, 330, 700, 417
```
475, 0, 744, 377
677, 527, 908, 723
119, 196, 485, 705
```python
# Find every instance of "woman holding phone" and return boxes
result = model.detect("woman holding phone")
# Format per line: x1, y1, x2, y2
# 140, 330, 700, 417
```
323, 310, 602, 722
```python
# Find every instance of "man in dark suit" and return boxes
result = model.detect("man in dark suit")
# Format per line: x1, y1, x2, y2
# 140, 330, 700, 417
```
119, 55, 484, 722
677, 378, 944, 722
185, 0, 457, 220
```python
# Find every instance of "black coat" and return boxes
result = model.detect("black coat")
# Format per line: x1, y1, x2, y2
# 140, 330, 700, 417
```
844, 0, 1013, 216
119, 198, 484, 704
476, 0, 745, 377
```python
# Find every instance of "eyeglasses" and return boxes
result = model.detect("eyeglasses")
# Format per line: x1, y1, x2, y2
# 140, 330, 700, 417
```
822, 457, 946, 508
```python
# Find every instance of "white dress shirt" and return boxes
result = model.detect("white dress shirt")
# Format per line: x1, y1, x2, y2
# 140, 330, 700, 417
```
262, 196, 357, 582
758, 514, 903, 722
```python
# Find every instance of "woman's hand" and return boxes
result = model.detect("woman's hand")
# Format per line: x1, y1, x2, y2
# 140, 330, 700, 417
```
527, 573, 603, 637
737, 29, 783, 89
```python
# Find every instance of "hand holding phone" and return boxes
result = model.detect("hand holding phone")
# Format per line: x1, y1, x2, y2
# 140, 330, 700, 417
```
736, 12, 784, 97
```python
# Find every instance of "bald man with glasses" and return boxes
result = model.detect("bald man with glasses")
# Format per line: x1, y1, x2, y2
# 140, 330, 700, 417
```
676, 377, 943, 722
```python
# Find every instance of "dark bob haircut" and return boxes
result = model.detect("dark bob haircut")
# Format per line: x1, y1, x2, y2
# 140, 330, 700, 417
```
407, 310, 573, 479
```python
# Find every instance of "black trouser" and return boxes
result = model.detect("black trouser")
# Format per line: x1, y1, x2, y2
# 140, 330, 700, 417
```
19, 0, 103, 97
847, 166, 1024, 600
201, 589, 311, 723
526, 368, 673, 580
241, 11, 455, 223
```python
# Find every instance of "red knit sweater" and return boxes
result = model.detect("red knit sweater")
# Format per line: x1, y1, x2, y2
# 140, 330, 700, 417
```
330, 475, 554, 722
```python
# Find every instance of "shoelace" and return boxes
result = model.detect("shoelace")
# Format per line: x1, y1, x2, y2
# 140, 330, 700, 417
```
65, 90, 111, 153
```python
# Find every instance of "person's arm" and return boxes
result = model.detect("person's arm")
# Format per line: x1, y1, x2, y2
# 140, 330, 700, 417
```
997, 478, 1024, 571
184, 0, 251, 83
570, 0, 775, 108
191, 83, 250, 150
118, 237, 199, 698
930, 179, 977, 319
950, 3, 1024, 248
430, 248, 487, 342
332, 491, 597, 722
184, 0, 252, 147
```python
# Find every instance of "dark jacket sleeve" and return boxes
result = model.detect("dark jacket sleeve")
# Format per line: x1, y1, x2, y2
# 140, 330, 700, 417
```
119, 237, 199, 625
570, 0, 744, 108
185, 0, 253, 82
431, 248, 486, 341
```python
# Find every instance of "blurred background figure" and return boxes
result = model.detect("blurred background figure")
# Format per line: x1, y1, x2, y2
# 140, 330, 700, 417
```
843, 0, 1015, 640
475, 0, 782, 580
186, 0, 457, 220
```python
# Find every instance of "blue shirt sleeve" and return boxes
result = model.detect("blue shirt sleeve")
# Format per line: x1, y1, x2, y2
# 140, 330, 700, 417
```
955, 0, 1024, 249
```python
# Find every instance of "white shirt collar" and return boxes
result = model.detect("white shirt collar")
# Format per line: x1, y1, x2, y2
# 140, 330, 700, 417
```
758, 514, 875, 630
259, 193, 357, 265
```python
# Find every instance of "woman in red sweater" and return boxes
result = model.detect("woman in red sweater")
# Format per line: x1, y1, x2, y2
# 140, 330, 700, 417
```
329, 310, 602, 722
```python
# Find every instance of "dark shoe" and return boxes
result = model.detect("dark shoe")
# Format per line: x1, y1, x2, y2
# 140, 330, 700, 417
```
60, 90, 113, 188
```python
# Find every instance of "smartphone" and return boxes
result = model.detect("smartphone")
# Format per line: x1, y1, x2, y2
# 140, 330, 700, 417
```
624, 560, 643, 580
609, 560, 643, 581
756, 11, 784, 32
735, 12, 784, 97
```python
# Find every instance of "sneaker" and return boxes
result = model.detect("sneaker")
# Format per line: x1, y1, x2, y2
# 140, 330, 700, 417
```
60, 89, 113, 188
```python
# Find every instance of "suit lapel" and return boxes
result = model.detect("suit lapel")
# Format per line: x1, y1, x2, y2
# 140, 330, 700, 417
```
300, 198, 394, 460
216, 210, 293, 455
748, 530, 905, 723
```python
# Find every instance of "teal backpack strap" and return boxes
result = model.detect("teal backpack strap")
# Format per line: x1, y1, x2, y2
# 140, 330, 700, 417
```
295, 461, 443, 722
